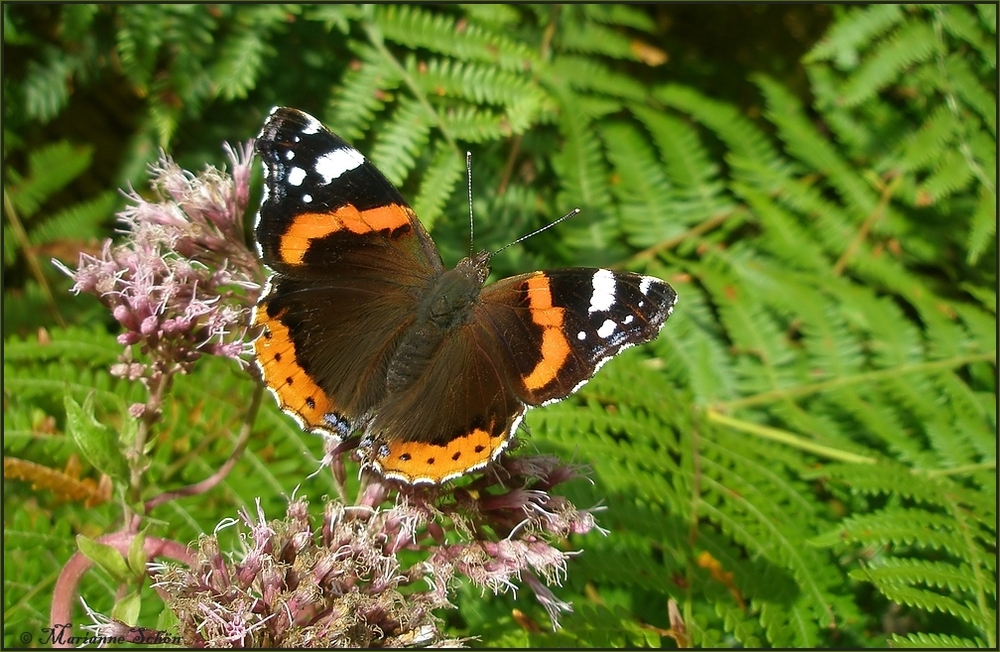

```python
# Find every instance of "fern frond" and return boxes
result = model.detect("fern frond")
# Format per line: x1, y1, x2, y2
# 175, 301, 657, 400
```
547, 55, 646, 101
407, 56, 546, 112
942, 54, 997, 136
917, 149, 975, 204
891, 632, 988, 648
7, 141, 93, 217
756, 75, 881, 221
938, 6, 995, 68
892, 104, 960, 173
304, 4, 361, 33
457, 4, 522, 27
734, 184, 827, 271
558, 12, 639, 61
410, 140, 464, 231
551, 87, 613, 212
598, 121, 675, 248
859, 557, 991, 596
326, 43, 402, 141
372, 4, 536, 71
838, 18, 937, 107
212, 21, 272, 101
966, 188, 997, 264
804, 4, 905, 65
586, 4, 656, 32
443, 105, 513, 143
872, 583, 987, 630
22, 49, 75, 124
975, 4, 996, 33
656, 84, 791, 184
368, 97, 433, 185
25, 192, 117, 256
632, 106, 734, 227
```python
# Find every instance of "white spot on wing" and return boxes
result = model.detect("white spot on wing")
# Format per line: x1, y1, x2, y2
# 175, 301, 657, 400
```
624, 314, 634, 325
284, 150, 295, 160
597, 319, 617, 339
288, 167, 306, 186
640, 276, 653, 295
315, 148, 365, 185
589, 269, 617, 314
302, 194, 312, 203
300, 114, 322, 135
577, 330, 587, 340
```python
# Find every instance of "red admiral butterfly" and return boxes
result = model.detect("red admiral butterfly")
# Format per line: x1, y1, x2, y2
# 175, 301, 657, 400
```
252, 107, 677, 484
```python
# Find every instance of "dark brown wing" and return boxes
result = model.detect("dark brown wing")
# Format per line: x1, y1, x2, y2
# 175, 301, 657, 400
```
252, 107, 445, 432
360, 317, 525, 484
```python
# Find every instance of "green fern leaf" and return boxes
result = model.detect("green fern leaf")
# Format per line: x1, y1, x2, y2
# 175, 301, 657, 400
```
457, 4, 521, 27
975, 4, 996, 34
326, 44, 402, 141
632, 106, 734, 227
871, 583, 986, 630
937, 4, 996, 69
406, 56, 549, 132
442, 105, 511, 143
22, 49, 75, 123
28, 191, 117, 252
368, 98, 433, 185
860, 557, 992, 596
213, 26, 271, 101
373, 4, 536, 71
943, 54, 997, 136
558, 12, 638, 61
656, 84, 791, 184
599, 121, 676, 248
551, 87, 612, 212
305, 4, 362, 33
838, 18, 937, 107
891, 632, 988, 648
589, 4, 656, 32
966, 187, 997, 264
893, 104, 960, 173
547, 55, 646, 101
756, 75, 880, 220
917, 149, 975, 204
804, 4, 905, 66
7, 141, 93, 217
410, 141, 464, 232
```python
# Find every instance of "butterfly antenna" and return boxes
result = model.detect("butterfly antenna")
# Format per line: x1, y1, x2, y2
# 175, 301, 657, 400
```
466, 151, 475, 258
492, 208, 582, 256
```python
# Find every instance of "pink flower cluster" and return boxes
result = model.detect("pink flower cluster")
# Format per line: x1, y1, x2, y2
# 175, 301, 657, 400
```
54, 143, 262, 383
148, 451, 601, 646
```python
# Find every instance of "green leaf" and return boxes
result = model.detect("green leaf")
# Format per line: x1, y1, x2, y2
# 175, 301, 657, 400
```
64, 393, 130, 482
77, 534, 131, 582
127, 531, 148, 576
111, 589, 143, 627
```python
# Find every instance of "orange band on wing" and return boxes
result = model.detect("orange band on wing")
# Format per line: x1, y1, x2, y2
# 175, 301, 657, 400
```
374, 428, 505, 484
253, 304, 334, 427
278, 204, 412, 265
522, 274, 570, 391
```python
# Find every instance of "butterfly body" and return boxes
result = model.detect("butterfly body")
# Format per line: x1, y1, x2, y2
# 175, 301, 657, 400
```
253, 107, 677, 484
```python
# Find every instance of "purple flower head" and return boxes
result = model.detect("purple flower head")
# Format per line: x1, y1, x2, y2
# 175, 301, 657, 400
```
154, 498, 458, 648
54, 143, 262, 383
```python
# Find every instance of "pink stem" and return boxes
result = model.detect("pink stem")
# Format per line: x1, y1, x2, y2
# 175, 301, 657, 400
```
49, 532, 195, 648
